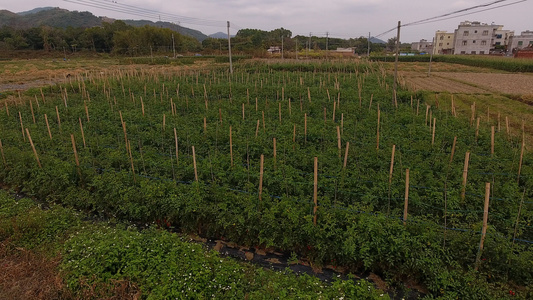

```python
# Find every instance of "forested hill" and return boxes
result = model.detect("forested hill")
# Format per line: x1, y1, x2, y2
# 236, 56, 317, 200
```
0, 7, 208, 41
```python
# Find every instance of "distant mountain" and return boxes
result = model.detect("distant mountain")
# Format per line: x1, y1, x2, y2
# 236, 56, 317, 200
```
0, 7, 208, 41
209, 32, 234, 39
370, 37, 386, 44
17, 7, 55, 16
122, 20, 208, 41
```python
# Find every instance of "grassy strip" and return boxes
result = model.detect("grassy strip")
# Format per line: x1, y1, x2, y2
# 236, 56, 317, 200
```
0, 191, 387, 299
370, 55, 533, 73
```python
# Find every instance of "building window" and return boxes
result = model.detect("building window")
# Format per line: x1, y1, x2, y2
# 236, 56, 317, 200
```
481, 40, 487, 45
495, 42, 501, 45
461, 51, 466, 54
447, 43, 450, 45
439, 43, 443, 46
529, 41, 533, 46
462, 40, 467, 46
473, 40, 476, 43
518, 41, 523, 46
440, 36, 444, 40
483, 30, 489, 36
480, 51, 485, 54
471, 51, 476, 54
474, 30, 478, 33
496, 34, 502, 39
463, 31, 469, 36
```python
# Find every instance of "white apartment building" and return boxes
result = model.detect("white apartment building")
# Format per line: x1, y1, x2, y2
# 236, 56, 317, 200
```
508, 30, 533, 51
433, 31, 454, 54
453, 21, 513, 55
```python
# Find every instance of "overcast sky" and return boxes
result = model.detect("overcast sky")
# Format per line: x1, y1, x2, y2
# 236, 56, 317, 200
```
2, 0, 532, 42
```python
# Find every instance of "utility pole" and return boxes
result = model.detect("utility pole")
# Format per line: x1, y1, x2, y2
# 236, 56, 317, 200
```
227, 21, 233, 74
308, 32, 311, 55
367, 32, 371, 57
428, 37, 435, 77
296, 39, 298, 60
281, 35, 284, 59
172, 34, 176, 58
393, 21, 401, 107
326, 32, 329, 59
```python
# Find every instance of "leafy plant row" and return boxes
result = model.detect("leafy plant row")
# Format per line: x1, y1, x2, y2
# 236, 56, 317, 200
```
1, 60, 532, 298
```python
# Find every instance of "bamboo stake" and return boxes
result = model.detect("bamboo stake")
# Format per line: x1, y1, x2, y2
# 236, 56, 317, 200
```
343, 142, 350, 169
162, 114, 166, 131
389, 145, 396, 185
25, 128, 41, 168
425, 105, 430, 125
332, 101, 336, 122
259, 154, 264, 201
506, 116, 510, 135
192, 146, 198, 182
79, 118, 86, 148
141, 97, 145, 116
368, 94, 373, 111
128, 140, 136, 183
475, 182, 491, 271
403, 168, 410, 225
475, 117, 480, 141
255, 119, 260, 138
273, 137, 277, 167
313, 157, 318, 225
308, 87, 311, 102
461, 151, 471, 200
4, 102, 9, 116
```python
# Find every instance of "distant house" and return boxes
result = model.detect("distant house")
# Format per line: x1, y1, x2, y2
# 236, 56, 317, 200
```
433, 31, 455, 54
411, 39, 433, 53
509, 31, 533, 52
334, 48, 355, 57
267, 46, 281, 54
453, 21, 513, 55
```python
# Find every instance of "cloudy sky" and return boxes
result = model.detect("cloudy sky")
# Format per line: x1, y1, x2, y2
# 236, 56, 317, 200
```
3, 0, 532, 42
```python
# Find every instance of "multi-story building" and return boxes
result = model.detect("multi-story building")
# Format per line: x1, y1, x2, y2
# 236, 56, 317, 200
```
410, 39, 433, 53
453, 21, 513, 55
433, 31, 454, 54
509, 31, 533, 51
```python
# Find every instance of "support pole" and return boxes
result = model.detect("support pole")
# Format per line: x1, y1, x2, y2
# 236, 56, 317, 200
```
393, 21, 401, 107
227, 21, 233, 74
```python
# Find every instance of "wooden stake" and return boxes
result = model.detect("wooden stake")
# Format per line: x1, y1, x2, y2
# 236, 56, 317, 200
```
4, 102, 9, 116
192, 145, 198, 182
403, 168, 410, 225
506, 116, 510, 135
337, 126, 341, 157
475, 182, 491, 271
461, 151, 470, 200
29, 100, 36, 123
262, 111, 266, 130
491, 126, 495, 157
19, 111, 25, 141
518, 140, 525, 183
343, 142, 350, 169
25, 128, 41, 168
273, 137, 277, 167
450, 136, 457, 164
55, 106, 61, 131
304, 113, 308, 143
230, 126, 233, 167
162, 114, 166, 131
432, 118, 436, 145
79, 118, 86, 148
174, 128, 179, 167
259, 154, 264, 201
313, 157, 318, 225
475, 117, 480, 141
128, 140, 136, 183
389, 145, 396, 184
332, 101, 336, 122
255, 119, 260, 138
85, 102, 90, 122
71, 134, 80, 167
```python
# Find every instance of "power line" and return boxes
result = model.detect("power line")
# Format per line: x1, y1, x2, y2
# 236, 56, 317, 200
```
63, 0, 227, 28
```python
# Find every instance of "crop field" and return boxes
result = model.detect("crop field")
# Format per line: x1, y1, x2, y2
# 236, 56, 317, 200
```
1, 58, 533, 298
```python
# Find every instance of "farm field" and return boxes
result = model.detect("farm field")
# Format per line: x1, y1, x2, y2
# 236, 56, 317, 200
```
0, 57, 533, 298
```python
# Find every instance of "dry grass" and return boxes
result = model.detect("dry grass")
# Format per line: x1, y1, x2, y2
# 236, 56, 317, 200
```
0, 242, 141, 300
